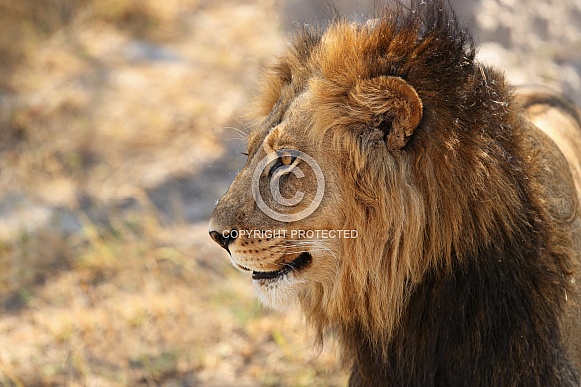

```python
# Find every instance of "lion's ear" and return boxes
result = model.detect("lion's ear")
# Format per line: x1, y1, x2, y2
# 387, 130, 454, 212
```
351, 76, 423, 151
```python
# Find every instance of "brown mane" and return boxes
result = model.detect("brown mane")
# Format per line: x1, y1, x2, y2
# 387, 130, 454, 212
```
244, 1, 580, 385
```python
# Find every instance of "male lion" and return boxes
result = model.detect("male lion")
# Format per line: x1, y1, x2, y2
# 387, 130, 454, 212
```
209, 1, 581, 385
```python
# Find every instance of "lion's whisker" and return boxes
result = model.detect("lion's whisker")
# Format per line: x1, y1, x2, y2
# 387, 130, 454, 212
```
225, 136, 247, 142
231, 117, 252, 133
223, 126, 249, 138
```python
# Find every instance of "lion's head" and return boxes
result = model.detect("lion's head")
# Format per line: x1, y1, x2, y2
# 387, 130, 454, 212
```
208, 1, 537, 346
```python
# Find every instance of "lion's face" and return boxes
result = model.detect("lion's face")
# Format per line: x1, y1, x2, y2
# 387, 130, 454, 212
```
209, 92, 345, 309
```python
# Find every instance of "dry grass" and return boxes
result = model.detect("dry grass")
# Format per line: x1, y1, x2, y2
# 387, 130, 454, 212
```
0, 0, 347, 385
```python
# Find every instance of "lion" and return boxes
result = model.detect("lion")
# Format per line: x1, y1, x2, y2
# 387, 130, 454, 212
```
209, 1, 581, 385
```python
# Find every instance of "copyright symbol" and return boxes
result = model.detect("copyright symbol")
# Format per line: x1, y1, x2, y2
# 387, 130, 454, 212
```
251, 150, 324, 222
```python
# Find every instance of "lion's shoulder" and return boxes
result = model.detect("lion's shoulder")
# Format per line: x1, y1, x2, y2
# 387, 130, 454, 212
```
515, 86, 581, 222
515, 84, 581, 256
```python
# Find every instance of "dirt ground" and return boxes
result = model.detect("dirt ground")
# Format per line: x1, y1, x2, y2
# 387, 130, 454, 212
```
0, 0, 579, 385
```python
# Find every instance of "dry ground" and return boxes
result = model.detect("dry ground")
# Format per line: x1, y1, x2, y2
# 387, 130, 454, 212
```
0, 0, 579, 385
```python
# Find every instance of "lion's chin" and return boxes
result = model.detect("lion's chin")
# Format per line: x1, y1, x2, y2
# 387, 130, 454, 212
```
252, 273, 306, 310
251, 252, 312, 310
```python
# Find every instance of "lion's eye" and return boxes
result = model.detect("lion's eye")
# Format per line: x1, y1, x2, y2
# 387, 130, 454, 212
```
269, 151, 296, 176
280, 154, 293, 165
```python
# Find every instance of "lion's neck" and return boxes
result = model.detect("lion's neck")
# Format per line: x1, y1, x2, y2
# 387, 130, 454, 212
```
343, 237, 578, 386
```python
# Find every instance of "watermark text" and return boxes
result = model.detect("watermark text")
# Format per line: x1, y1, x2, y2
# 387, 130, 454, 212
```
224, 229, 358, 239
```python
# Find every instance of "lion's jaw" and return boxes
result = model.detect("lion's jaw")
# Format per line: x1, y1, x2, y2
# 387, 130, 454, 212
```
226, 232, 340, 311
250, 249, 338, 311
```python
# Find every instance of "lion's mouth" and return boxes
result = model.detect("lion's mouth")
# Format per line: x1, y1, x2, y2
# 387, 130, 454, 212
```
252, 252, 312, 281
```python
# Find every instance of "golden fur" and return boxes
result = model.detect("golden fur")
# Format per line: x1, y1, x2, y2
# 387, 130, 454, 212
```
210, 2, 581, 385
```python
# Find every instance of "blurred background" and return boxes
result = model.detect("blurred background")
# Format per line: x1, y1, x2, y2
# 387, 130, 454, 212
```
0, 0, 579, 385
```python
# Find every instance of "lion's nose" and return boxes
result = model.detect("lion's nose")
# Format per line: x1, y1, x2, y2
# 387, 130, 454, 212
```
209, 229, 237, 251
